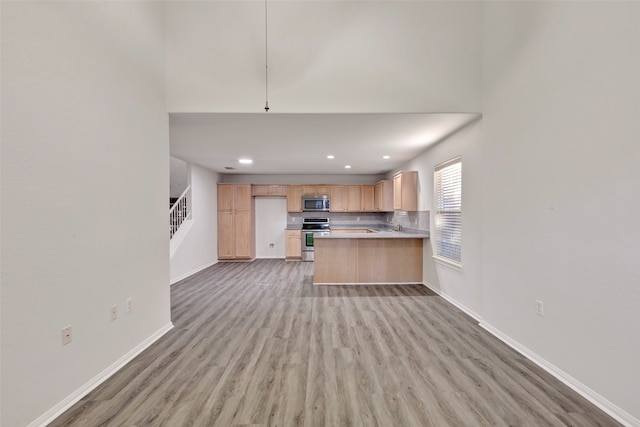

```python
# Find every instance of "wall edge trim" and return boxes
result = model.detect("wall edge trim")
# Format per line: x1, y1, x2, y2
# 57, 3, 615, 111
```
479, 322, 639, 427
422, 281, 482, 322
170, 261, 217, 285
27, 322, 175, 427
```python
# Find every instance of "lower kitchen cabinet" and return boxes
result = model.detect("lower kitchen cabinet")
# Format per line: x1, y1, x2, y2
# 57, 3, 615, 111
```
285, 229, 301, 259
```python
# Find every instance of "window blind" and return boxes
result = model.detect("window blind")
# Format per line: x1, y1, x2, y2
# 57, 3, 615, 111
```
434, 158, 462, 264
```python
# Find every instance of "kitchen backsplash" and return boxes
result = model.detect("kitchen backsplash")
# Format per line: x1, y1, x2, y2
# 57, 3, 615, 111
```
288, 211, 429, 232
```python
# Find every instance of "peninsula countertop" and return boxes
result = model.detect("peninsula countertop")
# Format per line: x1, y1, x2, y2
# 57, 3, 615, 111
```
316, 229, 429, 239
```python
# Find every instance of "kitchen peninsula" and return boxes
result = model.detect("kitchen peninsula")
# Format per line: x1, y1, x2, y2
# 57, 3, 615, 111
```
313, 230, 429, 285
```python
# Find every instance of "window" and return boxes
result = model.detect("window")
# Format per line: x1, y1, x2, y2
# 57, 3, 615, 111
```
434, 157, 462, 268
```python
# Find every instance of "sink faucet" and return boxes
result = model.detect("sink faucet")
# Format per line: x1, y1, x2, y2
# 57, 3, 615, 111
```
392, 222, 402, 232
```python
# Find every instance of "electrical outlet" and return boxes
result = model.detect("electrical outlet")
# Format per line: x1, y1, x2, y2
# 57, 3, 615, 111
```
269, 242, 275, 248
111, 305, 118, 321
127, 298, 133, 313
536, 300, 544, 316
61, 326, 72, 345
357, 216, 360, 221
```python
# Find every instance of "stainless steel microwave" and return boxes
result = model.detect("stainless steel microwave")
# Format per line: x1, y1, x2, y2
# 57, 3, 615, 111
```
302, 195, 330, 212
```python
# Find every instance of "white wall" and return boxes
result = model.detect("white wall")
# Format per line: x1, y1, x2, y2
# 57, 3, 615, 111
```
166, 1, 482, 113
391, 120, 484, 319
170, 164, 220, 283
1, 3, 171, 426
482, 2, 640, 424
255, 198, 287, 259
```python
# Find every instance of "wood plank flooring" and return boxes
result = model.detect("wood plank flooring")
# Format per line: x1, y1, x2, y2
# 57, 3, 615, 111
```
50, 260, 621, 426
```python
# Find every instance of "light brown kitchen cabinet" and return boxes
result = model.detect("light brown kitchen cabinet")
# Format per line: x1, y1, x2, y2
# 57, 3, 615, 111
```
345, 185, 362, 212
286, 185, 303, 212
252, 184, 286, 197
301, 185, 330, 196
361, 185, 375, 212
330, 185, 346, 212
393, 171, 418, 211
301, 185, 316, 196
285, 229, 302, 259
375, 180, 393, 212
217, 183, 255, 260
315, 185, 330, 196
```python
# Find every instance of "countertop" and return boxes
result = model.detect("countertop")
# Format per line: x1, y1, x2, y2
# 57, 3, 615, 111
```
316, 229, 429, 239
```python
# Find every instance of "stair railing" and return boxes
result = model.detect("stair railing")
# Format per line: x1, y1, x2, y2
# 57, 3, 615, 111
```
170, 186, 191, 239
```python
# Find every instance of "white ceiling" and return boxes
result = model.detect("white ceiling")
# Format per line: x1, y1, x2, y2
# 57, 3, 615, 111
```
166, 2, 483, 176
169, 113, 480, 175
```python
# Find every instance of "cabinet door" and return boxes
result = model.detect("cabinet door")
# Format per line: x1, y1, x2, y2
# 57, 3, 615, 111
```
269, 185, 287, 196
285, 230, 301, 259
234, 211, 252, 258
302, 185, 317, 196
393, 174, 402, 210
375, 180, 393, 212
345, 185, 362, 212
217, 212, 235, 258
252, 185, 270, 196
361, 185, 375, 212
393, 172, 417, 211
315, 185, 330, 196
287, 185, 303, 212
218, 184, 234, 212
330, 186, 346, 211
234, 184, 252, 212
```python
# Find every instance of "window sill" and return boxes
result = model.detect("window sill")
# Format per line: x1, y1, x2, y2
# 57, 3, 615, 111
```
432, 256, 462, 272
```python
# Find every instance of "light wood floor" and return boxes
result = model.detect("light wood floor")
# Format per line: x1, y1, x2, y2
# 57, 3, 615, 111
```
50, 260, 621, 426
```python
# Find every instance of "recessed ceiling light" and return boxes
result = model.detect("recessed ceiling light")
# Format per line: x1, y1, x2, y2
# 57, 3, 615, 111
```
345, 165, 351, 169
327, 155, 335, 159
238, 158, 253, 164
383, 155, 390, 159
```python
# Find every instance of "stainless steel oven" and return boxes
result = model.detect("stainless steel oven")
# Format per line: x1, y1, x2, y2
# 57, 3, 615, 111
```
301, 218, 330, 261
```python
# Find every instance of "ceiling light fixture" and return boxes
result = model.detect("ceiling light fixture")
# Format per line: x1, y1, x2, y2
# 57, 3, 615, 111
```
345, 165, 351, 169
239, 158, 253, 164
383, 155, 390, 159
327, 155, 335, 159
264, 0, 269, 112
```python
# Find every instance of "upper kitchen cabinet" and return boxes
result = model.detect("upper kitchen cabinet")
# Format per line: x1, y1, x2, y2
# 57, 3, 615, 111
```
252, 184, 286, 197
361, 185, 375, 212
393, 171, 418, 211
287, 185, 303, 212
345, 185, 362, 212
330, 185, 346, 212
375, 180, 393, 212
302, 185, 330, 196
218, 183, 255, 260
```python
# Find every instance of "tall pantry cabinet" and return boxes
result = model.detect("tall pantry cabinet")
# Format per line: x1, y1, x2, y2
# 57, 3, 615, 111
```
218, 183, 255, 260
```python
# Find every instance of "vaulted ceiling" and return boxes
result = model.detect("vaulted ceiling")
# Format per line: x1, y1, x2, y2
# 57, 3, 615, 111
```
166, 1, 483, 174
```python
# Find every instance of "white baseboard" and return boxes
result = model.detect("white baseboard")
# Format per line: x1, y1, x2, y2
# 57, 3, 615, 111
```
480, 322, 639, 427
170, 260, 217, 285
422, 281, 482, 322
28, 322, 174, 427
423, 284, 637, 427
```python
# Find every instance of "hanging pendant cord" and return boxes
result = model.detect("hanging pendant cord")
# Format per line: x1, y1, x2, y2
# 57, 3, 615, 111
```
264, 0, 269, 112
